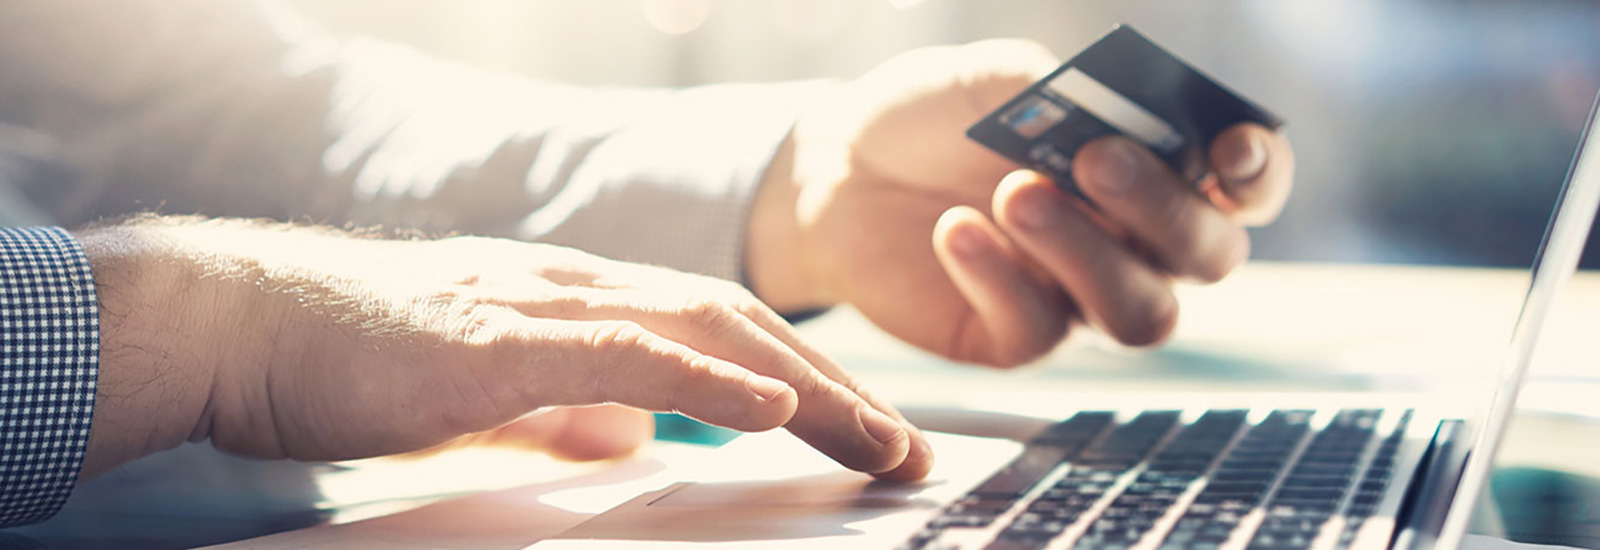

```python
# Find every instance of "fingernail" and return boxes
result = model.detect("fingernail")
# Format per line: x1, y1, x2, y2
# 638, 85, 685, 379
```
948, 225, 990, 258
908, 424, 933, 460
1089, 139, 1139, 195
1220, 133, 1266, 181
746, 376, 791, 403
858, 406, 906, 446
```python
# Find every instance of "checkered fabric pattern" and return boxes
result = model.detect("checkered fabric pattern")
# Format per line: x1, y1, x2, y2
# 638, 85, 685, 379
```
0, 227, 97, 527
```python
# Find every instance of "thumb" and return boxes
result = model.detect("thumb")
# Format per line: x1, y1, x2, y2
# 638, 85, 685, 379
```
484, 405, 657, 461
401, 405, 656, 461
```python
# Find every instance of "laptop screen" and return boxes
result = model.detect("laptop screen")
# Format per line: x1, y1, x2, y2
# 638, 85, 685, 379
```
1435, 89, 1600, 548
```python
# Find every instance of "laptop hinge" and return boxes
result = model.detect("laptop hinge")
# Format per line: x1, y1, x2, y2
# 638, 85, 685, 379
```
1393, 420, 1468, 550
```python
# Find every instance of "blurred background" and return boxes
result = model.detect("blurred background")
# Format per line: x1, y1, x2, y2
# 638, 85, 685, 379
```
285, 0, 1600, 270
8, 3, 1600, 549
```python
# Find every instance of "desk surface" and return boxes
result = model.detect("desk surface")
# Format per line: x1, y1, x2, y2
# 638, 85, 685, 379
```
8, 262, 1600, 549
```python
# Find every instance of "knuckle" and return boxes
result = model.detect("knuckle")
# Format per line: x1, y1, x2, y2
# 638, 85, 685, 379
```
730, 286, 766, 312
804, 375, 868, 422
579, 320, 656, 403
680, 298, 745, 338
420, 289, 513, 346
832, 372, 867, 400
673, 353, 721, 388
732, 296, 781, 325
796, 369, 837, 402
587, 320, 653, 361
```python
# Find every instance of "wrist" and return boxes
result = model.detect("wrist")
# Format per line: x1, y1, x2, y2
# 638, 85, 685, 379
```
745, 128, 836, 314
74, 220, 225, 477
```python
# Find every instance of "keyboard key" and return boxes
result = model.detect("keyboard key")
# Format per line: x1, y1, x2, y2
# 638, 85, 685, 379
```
1211, 469, 1279, 482
930, 513, 998, 529
971, 446, 1072, 499
948, 497, 1019, 514
1032, 411, 1115, 448
1274, 487, 1345, 501
1221, 458, 1287, 470
1279, 474, 1350, 487
895, 528, 944, 550
1002, 517, 1072, 538
985, 536, 1052, 550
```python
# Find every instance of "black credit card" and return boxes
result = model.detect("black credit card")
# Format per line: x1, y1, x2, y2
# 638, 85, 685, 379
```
966, 25, 1284, 199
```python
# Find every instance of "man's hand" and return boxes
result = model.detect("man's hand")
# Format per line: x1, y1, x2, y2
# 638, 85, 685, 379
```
747, 39, 1295, 366
77, 217, 932, 481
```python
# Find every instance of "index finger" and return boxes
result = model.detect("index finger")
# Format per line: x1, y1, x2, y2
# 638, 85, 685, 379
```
1207, 123, 1295, 226
732, 303, 936, 481
517, 291, 923, 478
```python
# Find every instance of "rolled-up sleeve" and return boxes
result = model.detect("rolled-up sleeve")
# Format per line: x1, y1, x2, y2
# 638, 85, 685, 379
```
0, 227, 97, 527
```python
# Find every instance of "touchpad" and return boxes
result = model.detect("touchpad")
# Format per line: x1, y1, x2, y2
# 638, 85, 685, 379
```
541, 429, 1026, 548
648, 473, 942, 509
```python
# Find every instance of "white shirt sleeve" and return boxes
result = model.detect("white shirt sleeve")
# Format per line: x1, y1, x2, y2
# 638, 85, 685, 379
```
0, 0, 827, 282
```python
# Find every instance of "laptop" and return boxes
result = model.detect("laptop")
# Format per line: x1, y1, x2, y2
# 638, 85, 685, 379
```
528, 89, 1600, 550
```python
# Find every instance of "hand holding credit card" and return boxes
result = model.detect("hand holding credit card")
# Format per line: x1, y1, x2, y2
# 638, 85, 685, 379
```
746, 34, 1295, 370
967, 25, 1284, 201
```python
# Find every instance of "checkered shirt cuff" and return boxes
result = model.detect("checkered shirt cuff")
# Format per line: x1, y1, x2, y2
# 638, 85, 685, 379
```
0, 227, 97, 527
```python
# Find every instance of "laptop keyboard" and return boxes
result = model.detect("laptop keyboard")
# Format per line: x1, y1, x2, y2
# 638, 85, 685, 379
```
898, 409, 1414, 550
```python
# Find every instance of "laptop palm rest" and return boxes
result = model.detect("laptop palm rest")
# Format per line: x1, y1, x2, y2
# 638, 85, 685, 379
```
534, 430, 1023, 548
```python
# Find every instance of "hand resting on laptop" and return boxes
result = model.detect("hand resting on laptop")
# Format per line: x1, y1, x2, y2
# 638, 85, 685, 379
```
75, 217, 932, 484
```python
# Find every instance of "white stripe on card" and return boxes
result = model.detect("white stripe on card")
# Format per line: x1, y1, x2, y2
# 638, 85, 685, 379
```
1047, 68, 1184, 152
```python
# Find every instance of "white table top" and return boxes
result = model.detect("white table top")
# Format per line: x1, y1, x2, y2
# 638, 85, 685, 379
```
20, 261, 1600, 549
